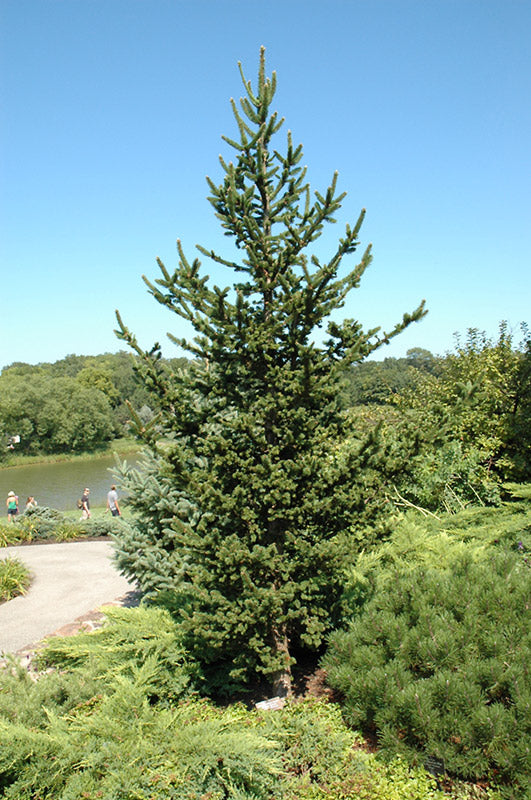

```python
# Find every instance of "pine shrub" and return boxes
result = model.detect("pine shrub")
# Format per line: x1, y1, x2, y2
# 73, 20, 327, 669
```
78, 513, 129, 539
259, 698, 456, 800
324, 552, 531, 798
22, 505, 66, 537
0, 670, 280, 800
0, 661, 494, 800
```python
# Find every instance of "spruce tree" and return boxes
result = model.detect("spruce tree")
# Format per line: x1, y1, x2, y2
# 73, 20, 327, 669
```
115, 48, 426, 695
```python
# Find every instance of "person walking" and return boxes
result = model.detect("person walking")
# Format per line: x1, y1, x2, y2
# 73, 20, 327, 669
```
6, 491, 18, 522
106, 484, 121, 517
80, 488, 91, 520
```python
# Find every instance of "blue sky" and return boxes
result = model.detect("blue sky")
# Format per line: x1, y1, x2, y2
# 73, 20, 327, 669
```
1, 0, 530, 370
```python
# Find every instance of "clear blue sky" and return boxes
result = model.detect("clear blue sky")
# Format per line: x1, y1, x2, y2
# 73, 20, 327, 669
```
1, 0, 530, 370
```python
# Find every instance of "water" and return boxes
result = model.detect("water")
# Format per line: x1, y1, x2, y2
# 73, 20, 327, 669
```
0, 452, 141, 512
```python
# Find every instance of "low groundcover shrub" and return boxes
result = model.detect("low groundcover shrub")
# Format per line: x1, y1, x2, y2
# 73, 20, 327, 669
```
0, 505, 129, 545
0, 605, 497, 799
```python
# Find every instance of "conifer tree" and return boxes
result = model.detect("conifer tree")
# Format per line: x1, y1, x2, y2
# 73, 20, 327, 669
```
115, 48, 426, 695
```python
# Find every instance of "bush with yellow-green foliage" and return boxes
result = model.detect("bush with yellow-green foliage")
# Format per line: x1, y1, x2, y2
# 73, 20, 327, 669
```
0, 557, 30, 601
0, 605, 497, 800
338, 492, 531, 615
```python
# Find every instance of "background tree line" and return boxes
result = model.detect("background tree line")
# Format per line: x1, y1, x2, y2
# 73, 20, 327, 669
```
0, 351, 187, 458
1, 323, 529, 487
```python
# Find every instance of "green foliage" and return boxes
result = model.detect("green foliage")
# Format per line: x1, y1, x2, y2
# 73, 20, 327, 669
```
0, 520, 32, 546
324, 551, 531, 797
0, 373, 116, 455
75, 364, 120, 406
338, 323, 531, 513
258, 699, 459, 800
339, 498, 531, 616
504, 482, 531, 501
395, 322, 531, 490
114, 49, 425, 693
340, 349, 438, 407
0, 673, 280, 799
401, 440, 501, 513
0, 351, 189, 458
0, 506, 128, 545
34, 605, 199, 702
0, 557, 30, 601
111, 451, 195, 601
0, 607, 495, 799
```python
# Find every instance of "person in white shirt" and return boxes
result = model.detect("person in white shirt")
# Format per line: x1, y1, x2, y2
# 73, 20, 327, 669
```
106, 485, 121, 517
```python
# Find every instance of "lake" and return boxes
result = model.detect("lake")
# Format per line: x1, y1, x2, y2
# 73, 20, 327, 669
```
0, 452, 141, 512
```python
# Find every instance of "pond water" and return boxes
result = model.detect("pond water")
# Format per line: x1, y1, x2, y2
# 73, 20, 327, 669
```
0, 452, 141, 512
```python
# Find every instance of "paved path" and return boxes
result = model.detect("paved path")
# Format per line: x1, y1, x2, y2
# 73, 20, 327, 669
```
0, 540, 138, 655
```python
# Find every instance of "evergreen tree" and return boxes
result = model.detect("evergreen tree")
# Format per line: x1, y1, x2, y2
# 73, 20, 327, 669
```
115, 49, 426, 695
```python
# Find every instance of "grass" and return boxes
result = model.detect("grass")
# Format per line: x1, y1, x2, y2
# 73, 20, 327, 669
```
61, 505, 133, 521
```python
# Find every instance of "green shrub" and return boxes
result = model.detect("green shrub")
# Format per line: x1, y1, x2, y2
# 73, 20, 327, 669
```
0, 669, 280, 800
0, 606, 277, 799
324, 552, 530, 798
0, 557, 30, 601
0, 506, 129, 546
22, 505, 66, 538
259, 699, 465, 800
504, 482, 531, 501
78, 513, 130, 539
0, 606, 497, 799
0, 669, 492, 800
35, 604, 198, 703
339, 500, 531, 618
403, 440, 502, 513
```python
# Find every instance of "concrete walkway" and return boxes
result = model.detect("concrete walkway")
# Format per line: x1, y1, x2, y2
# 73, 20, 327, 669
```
0, 540, 138, 655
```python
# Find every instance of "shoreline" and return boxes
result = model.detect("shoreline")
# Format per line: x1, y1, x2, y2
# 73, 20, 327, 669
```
0, 438, 141, 470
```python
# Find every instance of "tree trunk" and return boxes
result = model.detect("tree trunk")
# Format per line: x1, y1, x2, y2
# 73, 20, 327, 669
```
271, 624, 292, 697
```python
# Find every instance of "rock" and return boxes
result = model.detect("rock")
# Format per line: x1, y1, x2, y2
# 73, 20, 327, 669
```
255, 696, 286, 711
